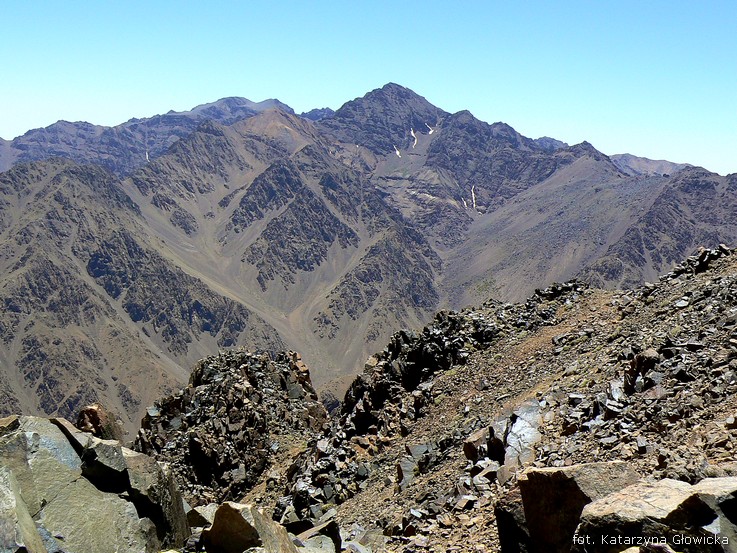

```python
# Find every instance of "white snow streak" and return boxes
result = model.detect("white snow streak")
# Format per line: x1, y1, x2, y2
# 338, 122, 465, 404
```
393, 145, 402, 158
471, 185, 477, 211
425, 123, 434, 135
410, 128, 417, 148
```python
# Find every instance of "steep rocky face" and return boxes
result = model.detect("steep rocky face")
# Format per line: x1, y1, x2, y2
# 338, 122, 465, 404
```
0, 415, 189, 552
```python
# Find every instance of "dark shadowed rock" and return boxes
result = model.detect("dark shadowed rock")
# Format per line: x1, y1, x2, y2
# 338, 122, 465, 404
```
76, 402, 124, 441
495, 486, 532, 553
134, 350, 327, 506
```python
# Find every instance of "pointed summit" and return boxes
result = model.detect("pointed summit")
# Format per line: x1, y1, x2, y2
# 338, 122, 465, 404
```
319, 83, 448, 154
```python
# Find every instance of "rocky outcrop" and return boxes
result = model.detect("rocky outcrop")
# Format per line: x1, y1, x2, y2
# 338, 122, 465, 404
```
76, 402, 125, 441
276, 282, 590, 531
0, 415, 188, 552
201, 502, 299, 553
134, 350, 328, 506
513, 462, 640, 553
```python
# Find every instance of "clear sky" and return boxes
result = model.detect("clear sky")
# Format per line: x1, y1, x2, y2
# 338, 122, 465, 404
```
2, 1, 736, 174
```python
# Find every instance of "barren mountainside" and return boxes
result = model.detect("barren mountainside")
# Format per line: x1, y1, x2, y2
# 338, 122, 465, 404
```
132, 246, 737, 552
0, 83, 735, 433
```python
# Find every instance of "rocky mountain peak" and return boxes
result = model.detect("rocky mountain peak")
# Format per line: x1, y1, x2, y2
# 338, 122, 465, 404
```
567, 140, 613, 162
300, 107, 335, 121
533, 136, 569, 152
319, 83, 448, 154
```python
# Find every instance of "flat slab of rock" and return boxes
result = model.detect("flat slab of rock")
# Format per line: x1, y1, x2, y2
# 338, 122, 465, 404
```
573, 477, 737, 552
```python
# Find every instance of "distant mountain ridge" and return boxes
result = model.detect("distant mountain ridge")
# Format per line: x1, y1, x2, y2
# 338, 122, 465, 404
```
0, 83, 735, 432
0, 96, 293, 176
610, 152, 692, 176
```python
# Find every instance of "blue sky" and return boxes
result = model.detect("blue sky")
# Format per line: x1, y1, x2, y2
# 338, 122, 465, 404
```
2, 1, 736, 174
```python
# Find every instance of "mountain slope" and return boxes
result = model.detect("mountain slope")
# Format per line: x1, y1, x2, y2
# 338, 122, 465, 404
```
1, 84, 736, 431
581, 167, 737, 289
0, 159, 284, 429
119, 109, 443, 384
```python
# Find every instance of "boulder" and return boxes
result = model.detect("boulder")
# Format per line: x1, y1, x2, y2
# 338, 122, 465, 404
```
296, 519, 342, 552
463, 427, 489, 461
201, 502, 299, 553
516, 461, 640, 553
625, 348, 659, 394
396, 456, 419, 490
0, 415, 189, 553
76, 403, 124, 441
573, 477, 737, 552
187, 502, 219, 528
504, 400, 542, 469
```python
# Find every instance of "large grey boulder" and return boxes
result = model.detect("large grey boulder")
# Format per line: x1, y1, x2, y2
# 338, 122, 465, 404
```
504, 400, 543, 469
0, 415, 189, 553
573, 477, 737, 552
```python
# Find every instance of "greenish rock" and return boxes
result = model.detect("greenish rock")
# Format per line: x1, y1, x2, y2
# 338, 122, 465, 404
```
36, 477, 159, 553
0, 466, 47, 553
0, 416, 190, 553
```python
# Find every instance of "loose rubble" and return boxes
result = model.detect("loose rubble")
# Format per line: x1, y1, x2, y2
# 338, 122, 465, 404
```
276, 246, 737, 551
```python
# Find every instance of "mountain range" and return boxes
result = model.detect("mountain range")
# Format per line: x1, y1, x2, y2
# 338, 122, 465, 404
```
1, 83, 735, 431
